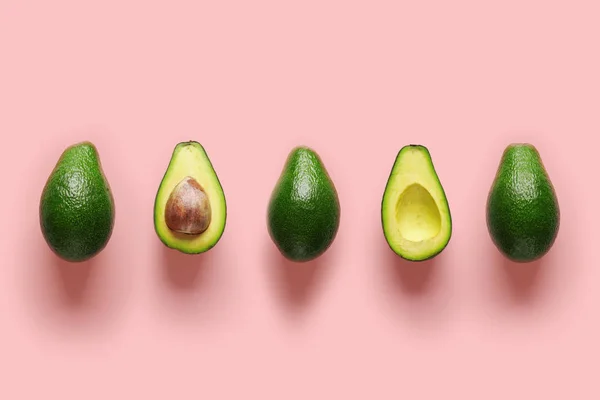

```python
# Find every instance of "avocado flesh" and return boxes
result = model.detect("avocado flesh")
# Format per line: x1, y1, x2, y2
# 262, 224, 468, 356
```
382, 145, 452, 261
154, 141, 226, 254
40, 141, 115, 262
267, 146, 341, 262
486, 144, 559, 262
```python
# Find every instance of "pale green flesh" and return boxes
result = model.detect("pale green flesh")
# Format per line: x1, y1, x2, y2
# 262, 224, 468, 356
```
382, 146, 451, 260
396, 183, 442, 242
154, 142, 226, 253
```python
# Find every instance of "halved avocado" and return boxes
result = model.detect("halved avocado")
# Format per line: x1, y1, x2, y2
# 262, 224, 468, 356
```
381, 145, 452, 261
154, 141, 226, 254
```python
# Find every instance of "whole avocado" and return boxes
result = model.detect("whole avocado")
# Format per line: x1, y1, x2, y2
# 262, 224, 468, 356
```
40, 141, 115, 262
267, 146, 340, 262
486, 143, 559, 262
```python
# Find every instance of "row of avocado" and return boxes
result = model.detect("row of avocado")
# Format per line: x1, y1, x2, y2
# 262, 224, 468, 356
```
40, 141, 559, 264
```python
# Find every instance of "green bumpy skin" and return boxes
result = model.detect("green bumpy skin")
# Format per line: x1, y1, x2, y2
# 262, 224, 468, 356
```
39, 142, 115, 262
486, 143, 560, 262
267, 146, 341, 262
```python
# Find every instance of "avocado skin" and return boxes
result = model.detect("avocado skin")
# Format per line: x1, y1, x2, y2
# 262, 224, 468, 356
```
486, 144, 559, 262
40, 142, 115, 262
267, 146, 340, 262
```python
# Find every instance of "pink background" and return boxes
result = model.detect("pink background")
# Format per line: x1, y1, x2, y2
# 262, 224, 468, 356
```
0, 1, 598, 398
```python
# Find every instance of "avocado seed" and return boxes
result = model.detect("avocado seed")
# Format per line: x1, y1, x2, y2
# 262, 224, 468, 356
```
165, 177, 211, 235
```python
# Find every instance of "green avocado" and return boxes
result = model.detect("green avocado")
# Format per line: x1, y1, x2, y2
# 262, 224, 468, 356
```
267, 146, 340, 262
154, 141, 226, 254
39, 141, 115, 262
486, 143, 560, 262
381, 145, 452, 261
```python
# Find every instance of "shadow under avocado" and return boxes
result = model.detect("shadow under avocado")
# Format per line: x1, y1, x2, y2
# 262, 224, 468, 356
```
266, 242, 333, 314
161, 245, 215, 291
52, 255, 97, 307
494, 250, 546, 304
383, 241, 440, 296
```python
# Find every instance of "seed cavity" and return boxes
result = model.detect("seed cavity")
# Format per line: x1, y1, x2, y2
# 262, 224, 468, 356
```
165, 176, 211, 235
395, 183, 441, 242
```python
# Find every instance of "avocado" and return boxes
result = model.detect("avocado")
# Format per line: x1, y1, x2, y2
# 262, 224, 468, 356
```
381, 145, 452, 261
486, 143, 559, 262
267, 146, 340, 262
154, 141, 226, 254
39, 141, 115, 262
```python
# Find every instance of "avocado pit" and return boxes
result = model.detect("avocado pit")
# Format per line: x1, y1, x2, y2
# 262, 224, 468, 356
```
165, 176, 211, 235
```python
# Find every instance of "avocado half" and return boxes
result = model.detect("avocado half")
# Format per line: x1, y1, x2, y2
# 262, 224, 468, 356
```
381, 145, 452, 261
154, 141, 226, 254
